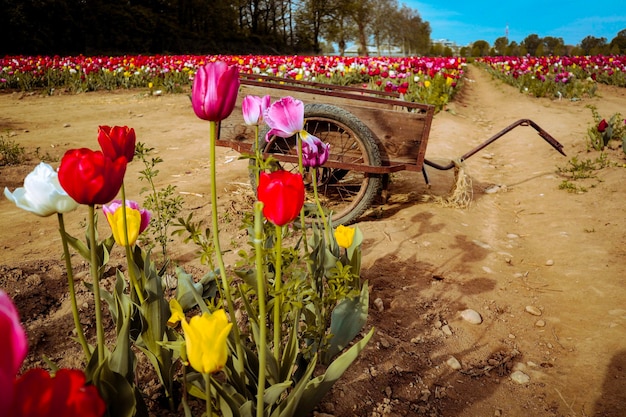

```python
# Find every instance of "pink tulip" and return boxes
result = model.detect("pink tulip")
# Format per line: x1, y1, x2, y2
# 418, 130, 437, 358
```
263, 96, 304, 141
191, 61, 240, 122
242, 95, 271, 126
0, 290, 28, 413
300, 131, 330, 168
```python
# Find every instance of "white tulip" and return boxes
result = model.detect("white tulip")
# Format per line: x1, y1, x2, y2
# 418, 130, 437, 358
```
4, 162, 79, 217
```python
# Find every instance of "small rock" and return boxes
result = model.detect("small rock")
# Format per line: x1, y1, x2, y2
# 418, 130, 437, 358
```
379, 338, 390, 348
385, 386, 392, 397
507, 233, 520, 239
446, 356, 462, 370
63, 123, 71, 128
442, 324, 453, 336
525, 305, 542, 316
535, 319, 546, 327
545, 259, 555, 266
484, 184, 501, 194
510, 370, 530, 384
460, 309, 483, 324
374, 298, 384, 312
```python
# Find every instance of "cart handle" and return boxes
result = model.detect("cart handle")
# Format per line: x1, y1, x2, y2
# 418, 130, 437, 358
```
423, 119, 566, 171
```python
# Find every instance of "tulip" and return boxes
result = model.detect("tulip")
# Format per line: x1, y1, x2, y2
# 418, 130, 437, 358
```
57, 148, 127, 205
4, 162, 78, 217
167, 299, 185, 327
242, 95, 271, 126
597, 119, 608, 133
10, 369, 105, 417
335, 224, 356, 249
97, 125, 136, 163
300, 130, 330, 168
102, 199, 151, 246
257, 170, 305, 226
181, 309, 232, 374
0, 290, 28, 413
263, 96, 304, 140
191, 61, 240, 122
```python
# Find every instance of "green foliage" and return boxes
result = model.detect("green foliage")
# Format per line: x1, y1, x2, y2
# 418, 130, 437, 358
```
135, 142, 184, 266
586, 105, 626, 152
0, 134, 26, 166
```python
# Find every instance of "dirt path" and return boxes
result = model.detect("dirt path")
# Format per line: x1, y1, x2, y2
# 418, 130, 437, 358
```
1, 65, 625, 416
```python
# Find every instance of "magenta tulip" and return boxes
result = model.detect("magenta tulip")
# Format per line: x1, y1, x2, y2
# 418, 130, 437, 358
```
263, 96, 304, 141
242, 95, 271, 126
0, 290, 28, 413
191, 61, 240, 122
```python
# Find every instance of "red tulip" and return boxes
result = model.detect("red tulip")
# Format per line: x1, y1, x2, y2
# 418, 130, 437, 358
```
10, 368, 105, 417
597, 119, 608, 133
257, 171, 305, 226
191, 61, 240, 122
97, 125, 136, 162
58, 148, 127, 205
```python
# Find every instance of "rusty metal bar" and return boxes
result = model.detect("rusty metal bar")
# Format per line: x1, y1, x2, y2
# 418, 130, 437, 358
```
239, 77, 433, 114
423, 119, 566, 171
239, 73, 401, 98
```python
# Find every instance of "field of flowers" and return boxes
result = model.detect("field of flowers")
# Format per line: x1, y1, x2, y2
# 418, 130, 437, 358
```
476, 54, 626, 99
0, 55, 465, 110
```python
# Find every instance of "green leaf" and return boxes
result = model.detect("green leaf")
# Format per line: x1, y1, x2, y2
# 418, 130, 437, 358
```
294, 327, 375, 416
272, 354, 318, 417
323, 282, 369, 364
174, 266, 211, 314
62, 230, 90, 260
263, 380, 293, 405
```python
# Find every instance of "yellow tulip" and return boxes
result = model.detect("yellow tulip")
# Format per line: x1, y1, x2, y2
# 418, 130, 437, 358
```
105, 206, 142, 246
424, 80, 431, 88
334, 224, 356, 249
181, 309, 232, 374
167, 299, 185, 327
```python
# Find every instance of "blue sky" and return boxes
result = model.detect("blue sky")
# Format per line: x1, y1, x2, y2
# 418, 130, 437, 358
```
406, 1, 626, 46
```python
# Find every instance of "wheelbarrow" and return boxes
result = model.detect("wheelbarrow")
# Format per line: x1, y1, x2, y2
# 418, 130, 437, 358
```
216, 74, 566, 225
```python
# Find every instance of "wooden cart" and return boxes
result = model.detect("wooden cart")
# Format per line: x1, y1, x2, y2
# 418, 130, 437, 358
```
217, 74, 566, 225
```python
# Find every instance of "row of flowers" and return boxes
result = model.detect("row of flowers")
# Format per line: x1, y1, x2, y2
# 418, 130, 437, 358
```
0, 54, 465, 109
3, 61, 371, 416
476, 54, 626, 99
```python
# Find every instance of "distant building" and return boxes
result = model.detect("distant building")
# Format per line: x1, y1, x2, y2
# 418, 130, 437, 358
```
344, 44, 404, 57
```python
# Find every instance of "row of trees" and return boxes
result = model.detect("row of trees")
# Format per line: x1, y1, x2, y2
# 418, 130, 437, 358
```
465, 31, 626, 57
0, 0, 431, 56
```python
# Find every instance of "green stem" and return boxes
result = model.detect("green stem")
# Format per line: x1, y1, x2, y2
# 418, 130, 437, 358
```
57, 213, 90, 361
273, 225, 283, 363
209, 120, 245, 380
253, 202, 267, 417
254, 124, 261, 188
204, 373, 212, 417
296, 133, 309, 255
88, 205, 105, 363
312, 167, 330, 242
120, 184, 145, 304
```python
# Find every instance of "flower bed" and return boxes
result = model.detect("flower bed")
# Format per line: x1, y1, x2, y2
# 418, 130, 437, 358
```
476, 54, 626, 99
0, 55, 465, 110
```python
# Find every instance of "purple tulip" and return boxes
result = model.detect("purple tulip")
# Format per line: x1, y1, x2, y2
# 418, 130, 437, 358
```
300, 131, 330, 167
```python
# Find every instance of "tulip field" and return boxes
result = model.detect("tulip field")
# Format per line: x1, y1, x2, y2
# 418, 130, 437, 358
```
476, 54, 626, 98
0, 55, 466, 110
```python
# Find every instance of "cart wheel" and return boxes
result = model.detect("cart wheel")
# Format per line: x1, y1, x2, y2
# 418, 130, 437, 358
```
253, 103, 382, 225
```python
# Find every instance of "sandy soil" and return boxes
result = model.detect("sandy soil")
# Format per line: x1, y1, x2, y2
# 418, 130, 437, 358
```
1, 65, 625, 417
